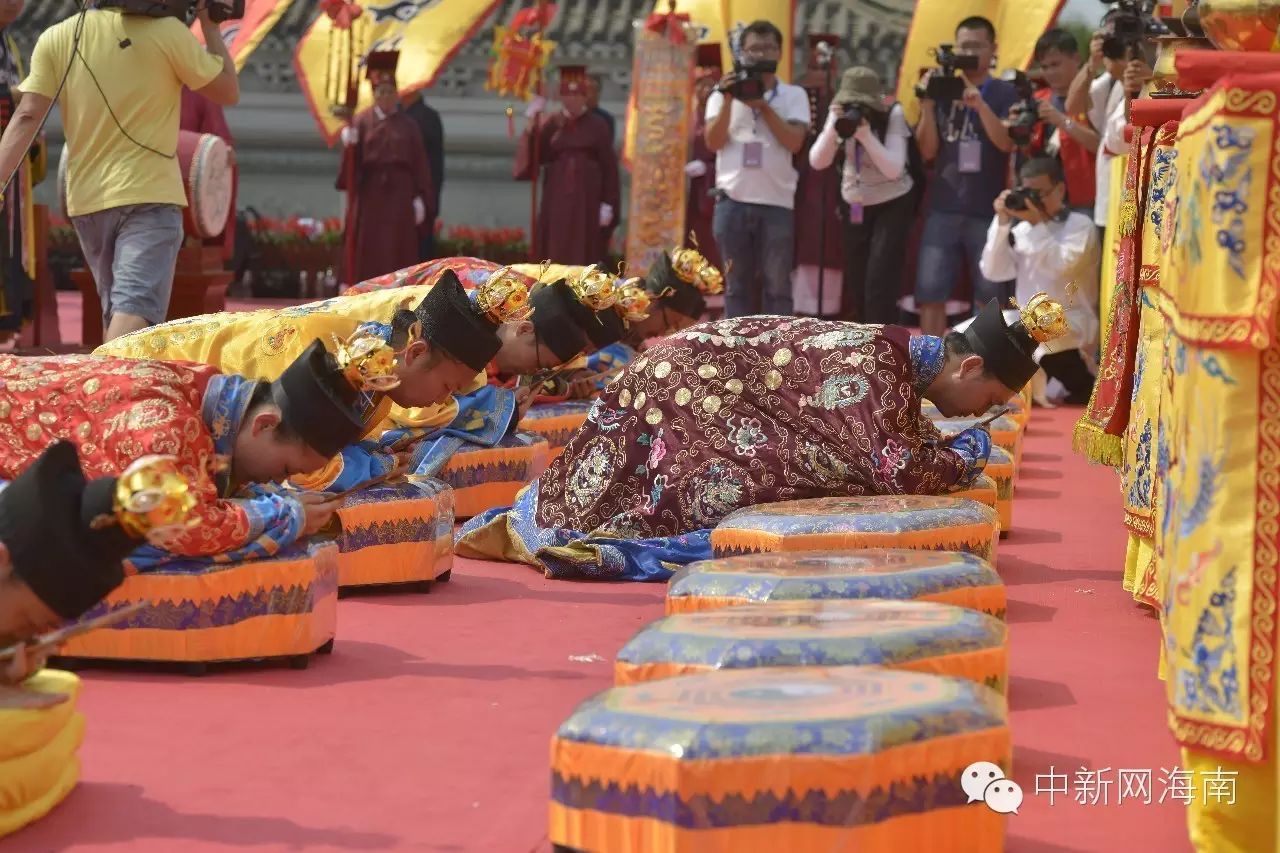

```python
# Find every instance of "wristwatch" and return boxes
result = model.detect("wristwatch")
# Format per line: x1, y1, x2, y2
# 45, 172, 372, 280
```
1062, 118, 1076, 133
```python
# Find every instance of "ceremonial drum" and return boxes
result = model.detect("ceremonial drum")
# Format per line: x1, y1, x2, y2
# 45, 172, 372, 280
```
0, 671, 82, 837
439, 432, 550, 519
615, 600, 1009, 692
177, 131, 234, 238
58, 131, 232, 238
517, 401, 593, 461
710, 496, 1000, 564
665, 550, 1006, 617
550, 668, 1010, 853
334, 478, 455, 591
57, 540, 340, 673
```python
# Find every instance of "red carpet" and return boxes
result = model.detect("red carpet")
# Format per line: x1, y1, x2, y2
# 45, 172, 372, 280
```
7, 407, 1189, 852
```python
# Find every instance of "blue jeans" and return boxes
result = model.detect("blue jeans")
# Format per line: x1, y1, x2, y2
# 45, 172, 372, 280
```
72, 203, 183, 327
712, 197, 794, 317
914, 210, 1011, 310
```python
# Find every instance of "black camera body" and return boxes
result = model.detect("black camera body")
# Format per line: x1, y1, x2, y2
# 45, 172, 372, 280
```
1004, 70, 1040, 149
1101, 0, 1165, 60
98, 0, 245, 24
1005, 186, 1043, 212
914, 44, 981, 103
833, 104, 863, 139
720, 58, 776, 102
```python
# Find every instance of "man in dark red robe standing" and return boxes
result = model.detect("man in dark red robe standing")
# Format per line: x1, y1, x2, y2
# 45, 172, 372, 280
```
514, 65, 620, 266
683, 43, 722, 271
791, 35, 845, 318
337, 51, 435, 284
180, 87, 236, 261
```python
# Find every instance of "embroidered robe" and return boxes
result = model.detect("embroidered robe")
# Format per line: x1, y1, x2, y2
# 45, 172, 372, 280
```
0, 355, 304, 570
458, 316, 986, 580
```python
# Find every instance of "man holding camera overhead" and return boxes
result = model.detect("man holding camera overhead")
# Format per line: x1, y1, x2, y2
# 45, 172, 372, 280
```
913, 15, 1018, 338
704, 20, 810, 318
0, 0, 239, 343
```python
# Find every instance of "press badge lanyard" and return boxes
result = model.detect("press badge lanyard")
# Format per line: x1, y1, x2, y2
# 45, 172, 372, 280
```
742, 86, 779, 170
944, 77, 992, 143
750, 86, 780, 136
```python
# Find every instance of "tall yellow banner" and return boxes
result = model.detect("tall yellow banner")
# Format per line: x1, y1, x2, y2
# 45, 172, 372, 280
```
294, 0, 503, 144
895, 0, 1067, 125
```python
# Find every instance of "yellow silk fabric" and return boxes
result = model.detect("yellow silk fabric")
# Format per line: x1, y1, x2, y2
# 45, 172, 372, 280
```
92, 287, 483, 438
1156, 82, 1280, 764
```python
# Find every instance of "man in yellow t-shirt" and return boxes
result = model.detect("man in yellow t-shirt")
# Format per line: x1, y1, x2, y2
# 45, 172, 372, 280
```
0, 5, 238, 342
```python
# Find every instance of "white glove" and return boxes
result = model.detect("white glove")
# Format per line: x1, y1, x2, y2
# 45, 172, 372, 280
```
684, 160, 708, 178
525, 95, 547, 119
598, 203, 613, 228
413, 197, 426, 226
340, 126, 358, 147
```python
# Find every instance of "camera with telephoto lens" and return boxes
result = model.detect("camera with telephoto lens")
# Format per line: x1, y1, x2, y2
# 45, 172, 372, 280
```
833, 104, 864, 139
1004, 70, 1040, 149
913, 44, 981, 103
1004, 186, 1043, 212
98, 0, 245, 23
1100, 0, 1165, 61
719, 58, 777, 102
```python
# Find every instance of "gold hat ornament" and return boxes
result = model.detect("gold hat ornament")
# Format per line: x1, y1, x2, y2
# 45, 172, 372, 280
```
568, 264, 620, 311
94, 455, 199, 541
615, 278, 653, 322
695, 261, 725, 295
475, 268, 533, 324
670, 246, 707, 285
332, 329, 403, 392
1010, 290, 1072, 344
671, 236, 725, 295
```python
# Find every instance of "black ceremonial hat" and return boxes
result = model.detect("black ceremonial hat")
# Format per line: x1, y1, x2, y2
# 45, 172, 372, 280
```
272, 339, 367, 459
647, 250, 707, 319
962, 299, 1040, 391
0, 441, 129, 620
529, 281, 589, 363
565, 292, 627, 349
414, 270, 503, 372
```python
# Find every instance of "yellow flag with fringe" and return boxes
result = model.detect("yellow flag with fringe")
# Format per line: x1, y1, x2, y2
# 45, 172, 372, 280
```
191, 0, 297, 72
294, 0, 503, 144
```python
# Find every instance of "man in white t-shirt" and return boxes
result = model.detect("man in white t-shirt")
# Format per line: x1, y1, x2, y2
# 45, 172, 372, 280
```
978, 156, 1099, 406
704, 20, 810, 317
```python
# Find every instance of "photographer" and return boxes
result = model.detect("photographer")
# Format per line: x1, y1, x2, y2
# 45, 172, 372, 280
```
704, 20, 810, 317
808, 66, 914, 325
913, 16, 1018, 338
0, 1, 238, 342
978, 156, 1099, 405
1068, 10, 1154, 235
1027, 28, 1100, 216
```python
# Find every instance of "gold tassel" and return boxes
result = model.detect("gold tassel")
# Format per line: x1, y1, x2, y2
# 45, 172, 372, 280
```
1119, 191, 1139, 238
1071, 420, 1124, 467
